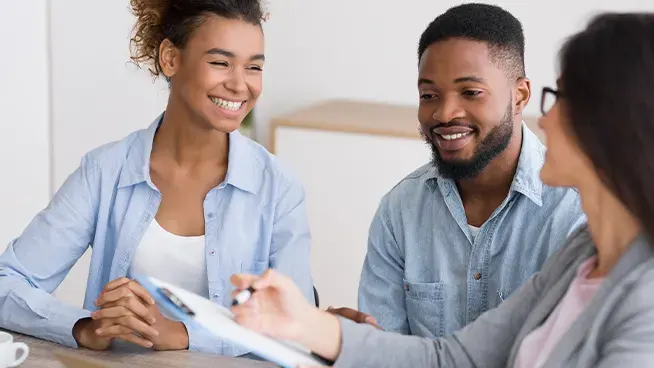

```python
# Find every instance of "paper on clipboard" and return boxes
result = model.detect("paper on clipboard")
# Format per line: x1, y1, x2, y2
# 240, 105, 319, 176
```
135, 275, 329, 368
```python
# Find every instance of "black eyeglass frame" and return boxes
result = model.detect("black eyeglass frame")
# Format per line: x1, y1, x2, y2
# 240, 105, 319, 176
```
541, 87, 564, 115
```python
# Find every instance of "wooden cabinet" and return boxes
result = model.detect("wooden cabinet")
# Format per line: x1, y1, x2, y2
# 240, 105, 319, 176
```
270, 100, 544, 308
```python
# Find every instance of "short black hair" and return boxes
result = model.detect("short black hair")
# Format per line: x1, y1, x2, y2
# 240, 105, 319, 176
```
418, 3, 525, 80
559, 12, 654, 241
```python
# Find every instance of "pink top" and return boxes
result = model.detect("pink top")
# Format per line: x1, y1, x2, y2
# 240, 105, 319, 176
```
514, 256, 604, 368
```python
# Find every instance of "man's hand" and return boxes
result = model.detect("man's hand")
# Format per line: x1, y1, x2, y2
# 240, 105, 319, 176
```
326, 307, 382, 329
90, 277, 189, 350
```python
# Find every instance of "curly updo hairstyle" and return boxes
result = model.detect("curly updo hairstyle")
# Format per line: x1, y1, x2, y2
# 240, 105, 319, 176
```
129, 0, 266, 78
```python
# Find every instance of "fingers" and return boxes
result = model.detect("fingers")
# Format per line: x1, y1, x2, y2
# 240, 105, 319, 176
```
364, 315, 380, 327
95, 287, 130, 306
231, 303, 262, 332
96, 316, 159, 339
101, 277, 131, 293
325, 307, 365, 322
95, 324, 133, 337
123, 281, 155, 305
326, 307, 379, 327
230, 273, 260, 290
231, 269, 287, 291
92, 302, 156, 325
253, 269, 288, 290
116, 333, 154, 348
95, 280, 154, 307
96, 279, 155, 306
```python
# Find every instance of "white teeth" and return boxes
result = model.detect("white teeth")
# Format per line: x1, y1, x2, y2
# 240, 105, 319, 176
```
440, 132, 471, 140
210, 97, 243, 111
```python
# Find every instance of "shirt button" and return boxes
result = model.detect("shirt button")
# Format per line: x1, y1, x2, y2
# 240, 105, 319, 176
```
207, 213, 215, 219
404, 284, 410, 291
473, 272, 482, 280
212, 292, 220, 299
209, 250, 216, 256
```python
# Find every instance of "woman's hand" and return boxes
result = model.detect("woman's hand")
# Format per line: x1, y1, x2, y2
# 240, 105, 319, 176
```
73, 277, 158, 350
91, 277, 189, 350
230, 270, 342, 361
230, 269, 314, 340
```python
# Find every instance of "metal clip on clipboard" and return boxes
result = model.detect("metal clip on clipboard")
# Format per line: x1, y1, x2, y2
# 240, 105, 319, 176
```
158, 287, 195, 317
137, 275, 333, 367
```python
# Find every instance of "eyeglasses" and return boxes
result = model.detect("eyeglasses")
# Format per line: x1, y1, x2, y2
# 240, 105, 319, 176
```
541, 87, 563, 115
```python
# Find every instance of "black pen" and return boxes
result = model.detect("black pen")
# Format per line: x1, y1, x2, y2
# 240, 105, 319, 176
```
232, 286, 256, 306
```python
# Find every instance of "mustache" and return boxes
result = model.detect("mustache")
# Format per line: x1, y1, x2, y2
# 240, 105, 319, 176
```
431, 121, 477, 132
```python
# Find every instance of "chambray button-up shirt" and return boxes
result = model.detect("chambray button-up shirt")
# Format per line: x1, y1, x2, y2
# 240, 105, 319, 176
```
0, 115, 314, 356
358, 124, 586, 338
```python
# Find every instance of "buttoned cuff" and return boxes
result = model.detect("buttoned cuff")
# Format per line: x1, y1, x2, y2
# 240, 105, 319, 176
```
44, 302, 91, 348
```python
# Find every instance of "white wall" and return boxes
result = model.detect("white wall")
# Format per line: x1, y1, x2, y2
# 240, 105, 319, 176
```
48, 0, 168, 306
256, 0, 654, 144
0, 2, 51, 251
49, 1, 169, 190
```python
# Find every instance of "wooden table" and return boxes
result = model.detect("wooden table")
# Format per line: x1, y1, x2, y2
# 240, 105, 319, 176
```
8, 331, 275, 368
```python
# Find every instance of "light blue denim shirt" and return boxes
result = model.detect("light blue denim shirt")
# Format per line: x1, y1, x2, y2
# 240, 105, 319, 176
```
0, 114, 314, 356
358, 124, 586, 338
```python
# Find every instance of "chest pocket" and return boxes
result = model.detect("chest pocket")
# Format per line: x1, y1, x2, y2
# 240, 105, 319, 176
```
240, 260, 269, 275
404, 280, 445, 338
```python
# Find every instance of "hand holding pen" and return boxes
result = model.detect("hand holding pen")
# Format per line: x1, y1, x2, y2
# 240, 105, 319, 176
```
232, 286, 256, 306
230, 270, 318, 341
229, 270, 342, 364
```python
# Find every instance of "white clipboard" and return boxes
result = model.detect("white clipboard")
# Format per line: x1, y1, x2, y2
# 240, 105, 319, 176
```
134, 275, 331, 368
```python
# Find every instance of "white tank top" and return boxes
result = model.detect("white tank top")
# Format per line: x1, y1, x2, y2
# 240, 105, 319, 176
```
129, 219, 209, 297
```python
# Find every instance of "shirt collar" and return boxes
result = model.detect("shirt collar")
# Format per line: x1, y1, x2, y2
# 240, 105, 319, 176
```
428, 122, 545, 206
118, 113, 262, 194
509, 122, 545, 206
609, 231, 654, 284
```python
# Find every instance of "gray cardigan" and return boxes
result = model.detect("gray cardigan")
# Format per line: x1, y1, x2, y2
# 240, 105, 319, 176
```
335, 226, 654, 367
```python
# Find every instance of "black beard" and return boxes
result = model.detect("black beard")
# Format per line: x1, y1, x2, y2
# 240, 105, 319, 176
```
427, 103, 514, 180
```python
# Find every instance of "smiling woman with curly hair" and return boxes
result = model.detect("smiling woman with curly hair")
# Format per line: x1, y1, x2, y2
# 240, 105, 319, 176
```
0, 0, 315, 358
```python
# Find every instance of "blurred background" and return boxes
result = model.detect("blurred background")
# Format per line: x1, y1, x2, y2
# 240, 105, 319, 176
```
2, 0, 653, 310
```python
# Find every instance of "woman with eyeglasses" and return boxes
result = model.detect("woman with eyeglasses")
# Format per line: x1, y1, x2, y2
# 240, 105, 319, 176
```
230, 12, 654, 367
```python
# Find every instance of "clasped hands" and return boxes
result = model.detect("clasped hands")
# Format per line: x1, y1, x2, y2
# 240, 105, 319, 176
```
73, 275, 378, 353
73, 277, 189, 351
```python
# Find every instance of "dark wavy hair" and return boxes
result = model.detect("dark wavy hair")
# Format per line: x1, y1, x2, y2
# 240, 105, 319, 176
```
560, 12, 654, 240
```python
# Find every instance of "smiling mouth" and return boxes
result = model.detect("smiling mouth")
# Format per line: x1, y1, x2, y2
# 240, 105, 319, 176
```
209, 96, 245, 112
437, 132, 473, 141
429, 129, 476, 152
